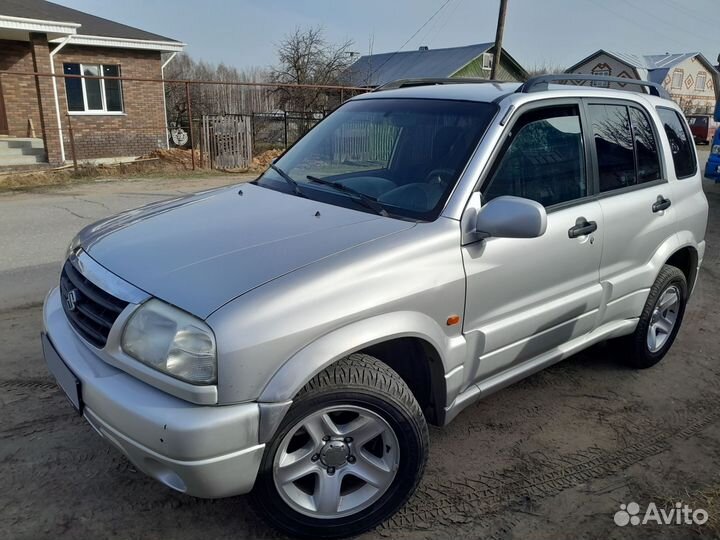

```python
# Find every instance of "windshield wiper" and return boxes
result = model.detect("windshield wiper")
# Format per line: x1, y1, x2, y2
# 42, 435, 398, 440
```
269, 163, 306, 198
306, 175, 389, 217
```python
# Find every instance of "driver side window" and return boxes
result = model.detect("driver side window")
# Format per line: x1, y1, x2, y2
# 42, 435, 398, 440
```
483, 106, 587, 207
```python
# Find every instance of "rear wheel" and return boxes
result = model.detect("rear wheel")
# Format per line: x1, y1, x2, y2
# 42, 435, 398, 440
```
619, 264, 688, 369
251, 354, 428, 539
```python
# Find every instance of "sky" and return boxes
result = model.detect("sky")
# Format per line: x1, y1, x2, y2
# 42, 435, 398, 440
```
57, 0, 720, 72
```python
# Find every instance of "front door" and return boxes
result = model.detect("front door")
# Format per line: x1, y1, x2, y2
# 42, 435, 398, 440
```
462, 102, 604, 383
0, 79, 8, 135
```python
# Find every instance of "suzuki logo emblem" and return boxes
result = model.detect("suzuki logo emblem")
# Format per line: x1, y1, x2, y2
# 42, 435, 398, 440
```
65, 289, 79, 312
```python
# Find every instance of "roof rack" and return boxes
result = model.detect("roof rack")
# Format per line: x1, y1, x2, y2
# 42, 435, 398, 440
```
373, 77, 506, 92
516, 74, 670, 99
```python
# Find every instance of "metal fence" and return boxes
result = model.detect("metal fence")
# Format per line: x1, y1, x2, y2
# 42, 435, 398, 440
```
0, 69, 368, 170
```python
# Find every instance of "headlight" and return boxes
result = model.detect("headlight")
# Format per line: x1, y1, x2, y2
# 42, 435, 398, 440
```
121, 299, 217, 384
712, 145, 720, 155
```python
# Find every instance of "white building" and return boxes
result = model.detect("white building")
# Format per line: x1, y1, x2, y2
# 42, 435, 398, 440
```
566, 50, 719, 114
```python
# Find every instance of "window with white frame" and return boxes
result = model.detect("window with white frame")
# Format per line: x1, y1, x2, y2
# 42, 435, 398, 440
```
482, 53, 493, 70
695, 71, 707, 91
64, 63, 123, 113
591, 68, 611, 87
671, 69, 684, 90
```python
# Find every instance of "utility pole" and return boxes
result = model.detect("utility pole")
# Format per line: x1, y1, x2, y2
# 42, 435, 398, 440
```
490, 0, 508, 81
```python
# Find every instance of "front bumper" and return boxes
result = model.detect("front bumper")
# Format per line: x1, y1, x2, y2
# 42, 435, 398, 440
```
42, 287, 265, 498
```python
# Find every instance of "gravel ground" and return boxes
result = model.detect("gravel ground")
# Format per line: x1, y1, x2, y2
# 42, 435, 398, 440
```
0, 166, 719, 540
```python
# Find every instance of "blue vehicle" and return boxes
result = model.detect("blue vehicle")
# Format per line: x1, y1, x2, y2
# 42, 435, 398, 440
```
705, 129, 720, 182
708, 101, 720, 182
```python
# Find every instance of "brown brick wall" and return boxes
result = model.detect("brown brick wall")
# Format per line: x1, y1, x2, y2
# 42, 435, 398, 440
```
53, 45, 166, 160
0, 40, 42, 138
0, 38, 167, 162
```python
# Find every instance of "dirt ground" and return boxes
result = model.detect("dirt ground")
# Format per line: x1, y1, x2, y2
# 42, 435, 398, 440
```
1, 177, 719, 539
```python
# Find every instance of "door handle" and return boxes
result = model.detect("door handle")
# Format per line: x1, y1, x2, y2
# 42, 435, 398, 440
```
568, 217, 597, 239
652, 195, 671, 213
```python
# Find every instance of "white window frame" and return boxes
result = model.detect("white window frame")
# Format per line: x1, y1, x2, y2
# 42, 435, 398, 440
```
671, 69, 684, 90
65, 63, 125, 115
695, 71, 707, 92
482, 52, 493, 71
592, 69, 610, 88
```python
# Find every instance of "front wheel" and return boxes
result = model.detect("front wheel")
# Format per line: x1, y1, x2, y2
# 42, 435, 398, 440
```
251, 354, 429, 539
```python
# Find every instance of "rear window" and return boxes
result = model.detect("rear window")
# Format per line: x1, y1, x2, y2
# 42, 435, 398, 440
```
688, 116, 709, 127
657, 108, 697, 179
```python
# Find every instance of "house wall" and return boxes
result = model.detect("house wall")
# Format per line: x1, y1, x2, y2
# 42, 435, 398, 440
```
0, 39, 167, 162
0, 40, 43, 138
451, 53, 524, 82
52, 45, 166, 160
567, 53, 642, 91
662, 57, 716, 114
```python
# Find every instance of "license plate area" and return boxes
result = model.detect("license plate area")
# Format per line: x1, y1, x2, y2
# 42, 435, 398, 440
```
42, 333, 83, 414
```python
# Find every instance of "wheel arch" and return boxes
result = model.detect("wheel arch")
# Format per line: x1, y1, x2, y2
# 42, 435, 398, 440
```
664, 244, 699, 292
257, 311, 459, 442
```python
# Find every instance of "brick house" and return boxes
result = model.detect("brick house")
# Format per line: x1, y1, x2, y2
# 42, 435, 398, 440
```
0, 0, 184, 166
566, 50, 719, 115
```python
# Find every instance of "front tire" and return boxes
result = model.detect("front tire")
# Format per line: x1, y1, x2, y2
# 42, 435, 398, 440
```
251, 354, 429, 539
619, 264, 688, 369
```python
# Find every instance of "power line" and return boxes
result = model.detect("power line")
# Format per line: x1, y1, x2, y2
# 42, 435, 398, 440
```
368, 0, 453, 79
419, 0, 466, 49
623, 0, 711, 46
578, 0, 691, 51
656, 0, 720, 27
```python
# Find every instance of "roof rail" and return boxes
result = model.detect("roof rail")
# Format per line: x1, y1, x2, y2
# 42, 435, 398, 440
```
373, 77, 505, 92
516, 74, 670, 99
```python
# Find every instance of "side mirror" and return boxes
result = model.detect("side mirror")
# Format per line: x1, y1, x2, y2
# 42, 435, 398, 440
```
715, 100, 720, 123
475, 196, 547, 239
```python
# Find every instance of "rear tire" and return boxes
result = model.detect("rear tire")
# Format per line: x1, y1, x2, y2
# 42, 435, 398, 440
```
618, 264, 688, 369
251, 354, 429, 539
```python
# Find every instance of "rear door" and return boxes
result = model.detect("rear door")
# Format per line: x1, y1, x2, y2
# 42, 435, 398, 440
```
584, 100, 676, 324
463, 101, 604, 383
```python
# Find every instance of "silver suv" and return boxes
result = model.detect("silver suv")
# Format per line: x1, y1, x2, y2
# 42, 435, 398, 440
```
43, 75, 708, 538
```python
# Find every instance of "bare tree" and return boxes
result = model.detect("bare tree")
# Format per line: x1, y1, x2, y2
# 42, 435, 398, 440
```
526, 62, 567, 78
163, 53, 275, 132
271, 26, 354, 114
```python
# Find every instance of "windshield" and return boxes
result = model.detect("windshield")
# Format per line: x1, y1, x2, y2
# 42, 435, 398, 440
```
256, 98, 497, 221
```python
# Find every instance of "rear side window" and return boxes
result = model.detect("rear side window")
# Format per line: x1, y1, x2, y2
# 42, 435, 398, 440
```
629, 107, 661, 184
588, 104, 635, 192
588, 104, 662, 192
657, 108, 697, 179
483, 106, 586, 207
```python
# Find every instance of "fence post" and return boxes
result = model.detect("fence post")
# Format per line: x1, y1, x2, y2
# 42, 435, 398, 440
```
66, 113, 78, 172
284, 111, 288, 149
185, 81, 195, 170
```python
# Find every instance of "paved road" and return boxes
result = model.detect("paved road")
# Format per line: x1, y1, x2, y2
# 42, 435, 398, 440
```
0, 175, 249, 311
2, 166, 720, 540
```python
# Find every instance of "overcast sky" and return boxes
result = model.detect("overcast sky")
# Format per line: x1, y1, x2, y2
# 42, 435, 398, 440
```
58, 0, 720, 71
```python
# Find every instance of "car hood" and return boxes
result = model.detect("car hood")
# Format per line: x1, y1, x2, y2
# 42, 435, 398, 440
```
78, 183, 414, 318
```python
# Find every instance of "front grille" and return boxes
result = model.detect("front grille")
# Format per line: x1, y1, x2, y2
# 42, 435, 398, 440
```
60, 260, 129, 348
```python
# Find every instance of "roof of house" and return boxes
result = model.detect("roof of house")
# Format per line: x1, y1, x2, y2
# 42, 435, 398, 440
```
566, 50, 717, 85
344, 43, 525, 87
0, 0, 180, 43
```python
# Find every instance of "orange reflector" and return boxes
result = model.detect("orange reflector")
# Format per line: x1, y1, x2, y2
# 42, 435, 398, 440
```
446, 315, 461, 326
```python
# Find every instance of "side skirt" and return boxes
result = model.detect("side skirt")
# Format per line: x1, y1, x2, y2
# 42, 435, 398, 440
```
442, 318, 638, 425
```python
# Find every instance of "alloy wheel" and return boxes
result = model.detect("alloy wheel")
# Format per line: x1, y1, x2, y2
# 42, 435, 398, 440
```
273, 405, 400, 519
647, 285, 680, 353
